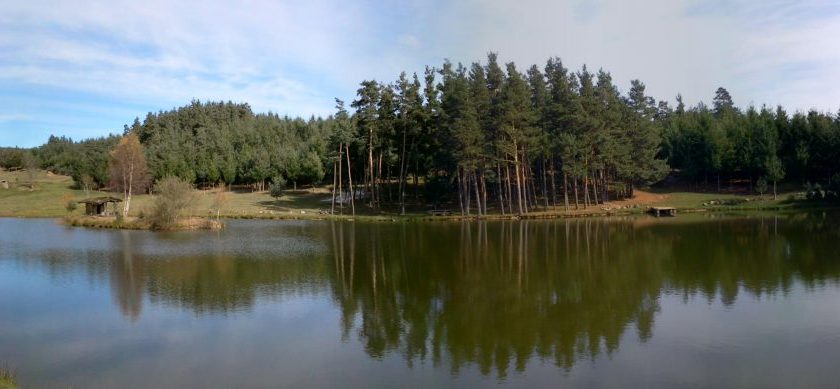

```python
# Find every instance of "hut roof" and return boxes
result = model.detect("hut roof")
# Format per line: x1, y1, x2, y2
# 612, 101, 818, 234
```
78, 196, 123, 205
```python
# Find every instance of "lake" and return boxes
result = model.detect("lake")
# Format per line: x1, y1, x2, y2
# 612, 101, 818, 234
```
1, 214, 840, 388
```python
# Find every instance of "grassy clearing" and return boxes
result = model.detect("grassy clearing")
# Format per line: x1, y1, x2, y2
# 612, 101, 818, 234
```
0, 365, 17, 389
0, 169, 824, 222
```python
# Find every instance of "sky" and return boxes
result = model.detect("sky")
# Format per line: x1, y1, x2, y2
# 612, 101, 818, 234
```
1, 0, 839, 147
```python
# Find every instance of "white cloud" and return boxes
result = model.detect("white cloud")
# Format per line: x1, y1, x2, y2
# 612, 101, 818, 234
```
1, 0, 838, 144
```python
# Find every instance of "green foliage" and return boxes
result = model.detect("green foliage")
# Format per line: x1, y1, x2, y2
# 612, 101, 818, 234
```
269, 177, 287, 198
65, 200, 78, 213
0, 148, 24, 169
32, 135, 119, 188
755, 177, 768, 196
24, 53, 840, 212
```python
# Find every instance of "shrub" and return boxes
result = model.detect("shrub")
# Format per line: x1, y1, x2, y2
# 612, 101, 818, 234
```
150, 176, 194, 229
755, 177, 767, 196
269, 176, 287, 199
805, 182, 824, 201
62, 193, 76, 213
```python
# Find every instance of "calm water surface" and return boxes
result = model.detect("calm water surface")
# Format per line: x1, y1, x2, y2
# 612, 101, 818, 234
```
1, 214, 840, 388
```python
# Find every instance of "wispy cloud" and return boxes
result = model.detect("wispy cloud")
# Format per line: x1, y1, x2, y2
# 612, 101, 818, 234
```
1, 0, 838, 147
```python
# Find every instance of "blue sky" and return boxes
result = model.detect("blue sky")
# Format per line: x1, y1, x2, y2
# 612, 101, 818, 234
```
1, 0, 839, 147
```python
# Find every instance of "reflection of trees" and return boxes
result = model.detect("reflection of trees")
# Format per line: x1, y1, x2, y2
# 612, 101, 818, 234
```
328, 215, 840, 377
20, 214, 840, 375
329, 220, 666, 377
110, 231, 144, 321
102, 226, 330, 317
109, 255, 326, 316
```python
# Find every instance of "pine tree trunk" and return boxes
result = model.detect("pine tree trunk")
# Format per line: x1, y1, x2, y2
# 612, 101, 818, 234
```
473, 171, 482, 217
513, 148, 525, 216
398, 128, 407, 215
464, 169, 471, 216
368, 128, 374, 208
457, 168, 465, 216
337, 144, 343, 214
497, 164, 506, 215
563, 171, 569, 211
505, 164, 514, 214
480, 170, 487, 215
574, 176, 580, 210
550, 159, 558, 208
542, 159, 549, 209
583, 175, 590, 209
377, 153, 384, 209
602, 171, 609, 203
346, 144, 355, 216
331, 158, 337, 215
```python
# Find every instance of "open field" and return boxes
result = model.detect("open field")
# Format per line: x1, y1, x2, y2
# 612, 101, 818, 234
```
0, 169, 822, 221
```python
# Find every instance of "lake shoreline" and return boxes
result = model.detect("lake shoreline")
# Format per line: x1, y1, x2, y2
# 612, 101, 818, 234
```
3, 202, 834, 227
62, 215, 224, 231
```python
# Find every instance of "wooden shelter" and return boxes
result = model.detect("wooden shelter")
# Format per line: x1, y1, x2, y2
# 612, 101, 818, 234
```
649, 206, 677, 217
79, 196, 123, 216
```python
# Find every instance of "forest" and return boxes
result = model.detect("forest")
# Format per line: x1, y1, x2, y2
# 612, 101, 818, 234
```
3, 53, 840, 215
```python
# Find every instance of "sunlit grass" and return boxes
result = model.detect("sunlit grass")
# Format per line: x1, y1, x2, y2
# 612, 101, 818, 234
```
0, 364, 17, 389
0, 169, 821, 221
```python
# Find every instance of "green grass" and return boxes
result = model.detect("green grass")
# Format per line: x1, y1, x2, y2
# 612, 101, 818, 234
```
0, 365, 17, 389
0, 169, 825, 221
646, 189, 807, 212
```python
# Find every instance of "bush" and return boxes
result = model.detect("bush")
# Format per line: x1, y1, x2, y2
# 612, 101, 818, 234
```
269, 176, 287, 199
150, 176, 194, 229
755, 177, 767, 196
65, 200, 78, 213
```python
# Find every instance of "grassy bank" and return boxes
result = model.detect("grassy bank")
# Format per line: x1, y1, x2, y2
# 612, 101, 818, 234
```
0, 366, 17, 389
0, 169, 829, 223
63, 216, 224, 231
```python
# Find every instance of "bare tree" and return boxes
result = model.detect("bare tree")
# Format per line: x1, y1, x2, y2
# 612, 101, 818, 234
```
81, 174, 95, 198
22, 151, 38, 189
211, 185, 230, 220
109, 133, 149, 217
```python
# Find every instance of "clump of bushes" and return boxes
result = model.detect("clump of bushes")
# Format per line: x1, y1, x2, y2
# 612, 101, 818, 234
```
149, 176, 194, 230
62, 193, 77, 213
269, 176, 286, 199
702, 198, 748, 207
804, 180, 839, 202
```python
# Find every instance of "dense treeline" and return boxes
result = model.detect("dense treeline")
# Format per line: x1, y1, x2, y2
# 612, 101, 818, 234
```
10, 53, 840, 211
32, 135, 120, 186
335, 54, 670, 216
27, 101, 332, 190
661, 89, 840, 197
133, 101, 330, 188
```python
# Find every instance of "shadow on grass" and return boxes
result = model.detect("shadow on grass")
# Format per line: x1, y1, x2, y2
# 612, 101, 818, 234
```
256, 200, 292, 212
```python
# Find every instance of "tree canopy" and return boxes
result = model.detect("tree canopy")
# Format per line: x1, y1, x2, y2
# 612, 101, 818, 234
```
18, 55, 840, 212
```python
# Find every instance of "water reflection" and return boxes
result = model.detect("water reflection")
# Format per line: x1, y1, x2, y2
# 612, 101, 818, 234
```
3, 214, 840, 379
327, 214, 840, 377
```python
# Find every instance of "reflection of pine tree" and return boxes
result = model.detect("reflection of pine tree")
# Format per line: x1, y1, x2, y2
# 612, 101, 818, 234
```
328, 215, 840, 378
